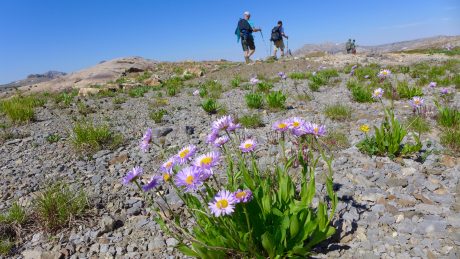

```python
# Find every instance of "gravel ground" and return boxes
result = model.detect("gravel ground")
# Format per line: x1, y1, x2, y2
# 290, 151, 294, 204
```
1, 53, 459, 258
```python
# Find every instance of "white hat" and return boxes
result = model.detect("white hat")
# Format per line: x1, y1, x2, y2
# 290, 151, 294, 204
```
244, 11, 250, 16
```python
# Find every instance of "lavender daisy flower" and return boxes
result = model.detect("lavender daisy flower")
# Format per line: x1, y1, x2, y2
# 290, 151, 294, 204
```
227, 122, 241, 132
212, 116, 234, 132
122, 166, 143, 185
378, 69, 391, 79
208, 190, 237, 217
272, 120, 289, 132
305, 123, 327, 137
193, 151, 220, 170
213, 135, 229, 148
364, 75, 370, 79
250, 77, 259, 85
206, 131, 218, 144
440, 88, 449, 95
160, 157, 176, 173
428, 82, 437, 88
176, 145, 197, 164
240, 139, 257, 153
140, 128, 153, 152
163, 172, 171, 182
372, 88, 384, 99
287, 117, 307, 136
142, 175, 162, 191
234, 189, 253, 203
193, 89, 200, 96
409, 96, 424, 109
278, 72, 287, 80
175, 166, 203, 192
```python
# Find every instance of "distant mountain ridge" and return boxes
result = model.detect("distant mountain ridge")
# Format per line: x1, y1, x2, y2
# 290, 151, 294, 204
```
1, 70, 66, 89
294, 35, 460, 56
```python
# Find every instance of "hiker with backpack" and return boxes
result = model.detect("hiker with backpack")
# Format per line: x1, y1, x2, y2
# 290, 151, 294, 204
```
270, 21, 288, 59
235, 11, 261, 64
351, 39, 357, 54
346, 39, 352, 54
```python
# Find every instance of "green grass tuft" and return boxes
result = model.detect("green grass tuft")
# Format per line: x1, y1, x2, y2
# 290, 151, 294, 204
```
245, 93, 264, 109
324, 104, 352, 121
238, 114, 264, 128
0, 95, 45, 123
71, 121, 123, 155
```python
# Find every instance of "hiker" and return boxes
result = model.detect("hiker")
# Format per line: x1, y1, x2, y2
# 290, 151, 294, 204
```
346, 39, 352, 54
270, 21, 288, 58
351, 39, 357, 54
235, 11, 261, 63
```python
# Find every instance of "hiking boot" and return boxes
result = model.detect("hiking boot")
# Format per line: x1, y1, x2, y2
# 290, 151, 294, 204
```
244, 56, 250, 64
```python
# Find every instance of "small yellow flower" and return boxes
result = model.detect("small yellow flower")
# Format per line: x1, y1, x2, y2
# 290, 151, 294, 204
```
360, 124, 370, 133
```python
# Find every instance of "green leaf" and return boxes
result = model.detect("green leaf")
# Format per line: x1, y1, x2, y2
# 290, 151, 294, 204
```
290, 214, 300, 238
177, 244, 200, 257
261, 232, 276, 258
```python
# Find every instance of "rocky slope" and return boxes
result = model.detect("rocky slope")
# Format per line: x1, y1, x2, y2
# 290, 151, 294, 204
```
1, 52, 460, 258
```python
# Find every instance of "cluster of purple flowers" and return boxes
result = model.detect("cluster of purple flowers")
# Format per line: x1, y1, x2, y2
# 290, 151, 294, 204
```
350, 65, 358, 76
206, 116, 240, 147
272, 117, 326, 137
208, 189, 253, 217
140, 128, 153, 152
278, 72, 287, 80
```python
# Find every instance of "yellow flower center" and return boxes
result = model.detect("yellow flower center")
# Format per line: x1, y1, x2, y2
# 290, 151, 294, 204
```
244, 143, 253, 149
235, 191, 246, 199
314, 127, 319, 134
216, 199, 229, 209
414, 99, 420, 104
185, 175, 194, 185
278, 123, 287, 129
163, 173, 171, 182
165, 161, 172, 168
200, 156, 213, 166
292, 121, 300, 127
360, 125, 370, 133
179, 149, 190, 158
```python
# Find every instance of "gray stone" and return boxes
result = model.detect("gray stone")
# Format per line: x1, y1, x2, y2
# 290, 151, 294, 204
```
100, 216, 116, 234
166, 237, 179, 247
148, 236, 166, 251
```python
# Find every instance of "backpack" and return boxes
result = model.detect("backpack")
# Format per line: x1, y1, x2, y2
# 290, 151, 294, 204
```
270, 26, 282, 41
346, 42, 351, 50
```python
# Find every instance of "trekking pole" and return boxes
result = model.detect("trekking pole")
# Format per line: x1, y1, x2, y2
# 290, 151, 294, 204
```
259, 31, 270, 58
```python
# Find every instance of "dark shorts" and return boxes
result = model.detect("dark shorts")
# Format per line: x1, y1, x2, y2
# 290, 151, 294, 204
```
241, 35, 255, 51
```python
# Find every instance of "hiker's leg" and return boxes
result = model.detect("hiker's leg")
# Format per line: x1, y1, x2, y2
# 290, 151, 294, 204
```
280, 48, 285, 57
248, 49, 255, 58
273, 47, 277, 57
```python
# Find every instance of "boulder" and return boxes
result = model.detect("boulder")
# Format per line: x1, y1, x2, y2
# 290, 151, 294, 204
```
78, 87, 101, 97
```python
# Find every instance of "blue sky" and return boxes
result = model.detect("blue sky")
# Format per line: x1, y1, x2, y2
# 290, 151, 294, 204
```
0, 0, 459, 84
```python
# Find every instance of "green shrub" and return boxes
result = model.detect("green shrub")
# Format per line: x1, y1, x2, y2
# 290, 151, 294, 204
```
349, 82, 373, 103
0, 202, 27, 225
256, 82, 273, 93
288, 72, 309, 80
150, 109, 167, 123
167, 86, 177, 96
396, 81, 423, 99
440, 128, 460, 153
357, 111, 421, 158
201, 99, 220, 114
53, 90, 77, 107
77, 101, 95, 116
238, 113, 264, 128
0, 95, 45, 123
231, 75, 242, 88
70, 121, 123, 154
266, 91, 286, 110
113, 96, 127, 104
324, 104, 352, 121
202, 80, 224, 99
0, 202, 27, 256
136, 71, 153, 82
96, 89, 117, 98
354, 66, 379, 81
318, 69, 339, 80
245, 93, 264, 109
46, 133, 61, 143
33, 182, 87, 231
309, 74, 327, 91
436, 105, 460, 128
0, 239, 13, 256
128, 86, 150, 98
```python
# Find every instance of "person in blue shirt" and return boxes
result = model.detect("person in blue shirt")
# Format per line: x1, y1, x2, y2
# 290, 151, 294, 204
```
236, 11, 261, 64
271, 21, 288, 59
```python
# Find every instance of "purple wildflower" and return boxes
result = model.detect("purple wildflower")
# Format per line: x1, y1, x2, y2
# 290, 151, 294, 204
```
193, 89, 200, 96
213, 135, 229, 148
240, 139, 257, 153
305, 123, 327, 137
175, 166, 203, 192
208, 190, 237, 217
206, 131, 218, 144
234, 189, 253, 203
372, 88, 384, 99
227, 122, 241, 132
440, 88, 449, 95
250, 77, 259, 85
409, 96, 424, 109
160, 157, 176, 173
212, 116, 234, 132
278, 72, 287, 80
142, 175, 162, 191
122, 166, 143, 185
272, 120, 289, 132
193, 151, 220, 170
287, 117, 307, 136
140, 128, 153, 152
429, 82, 437, 88
378, 69, 391, 79
176, 145, 197, 164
